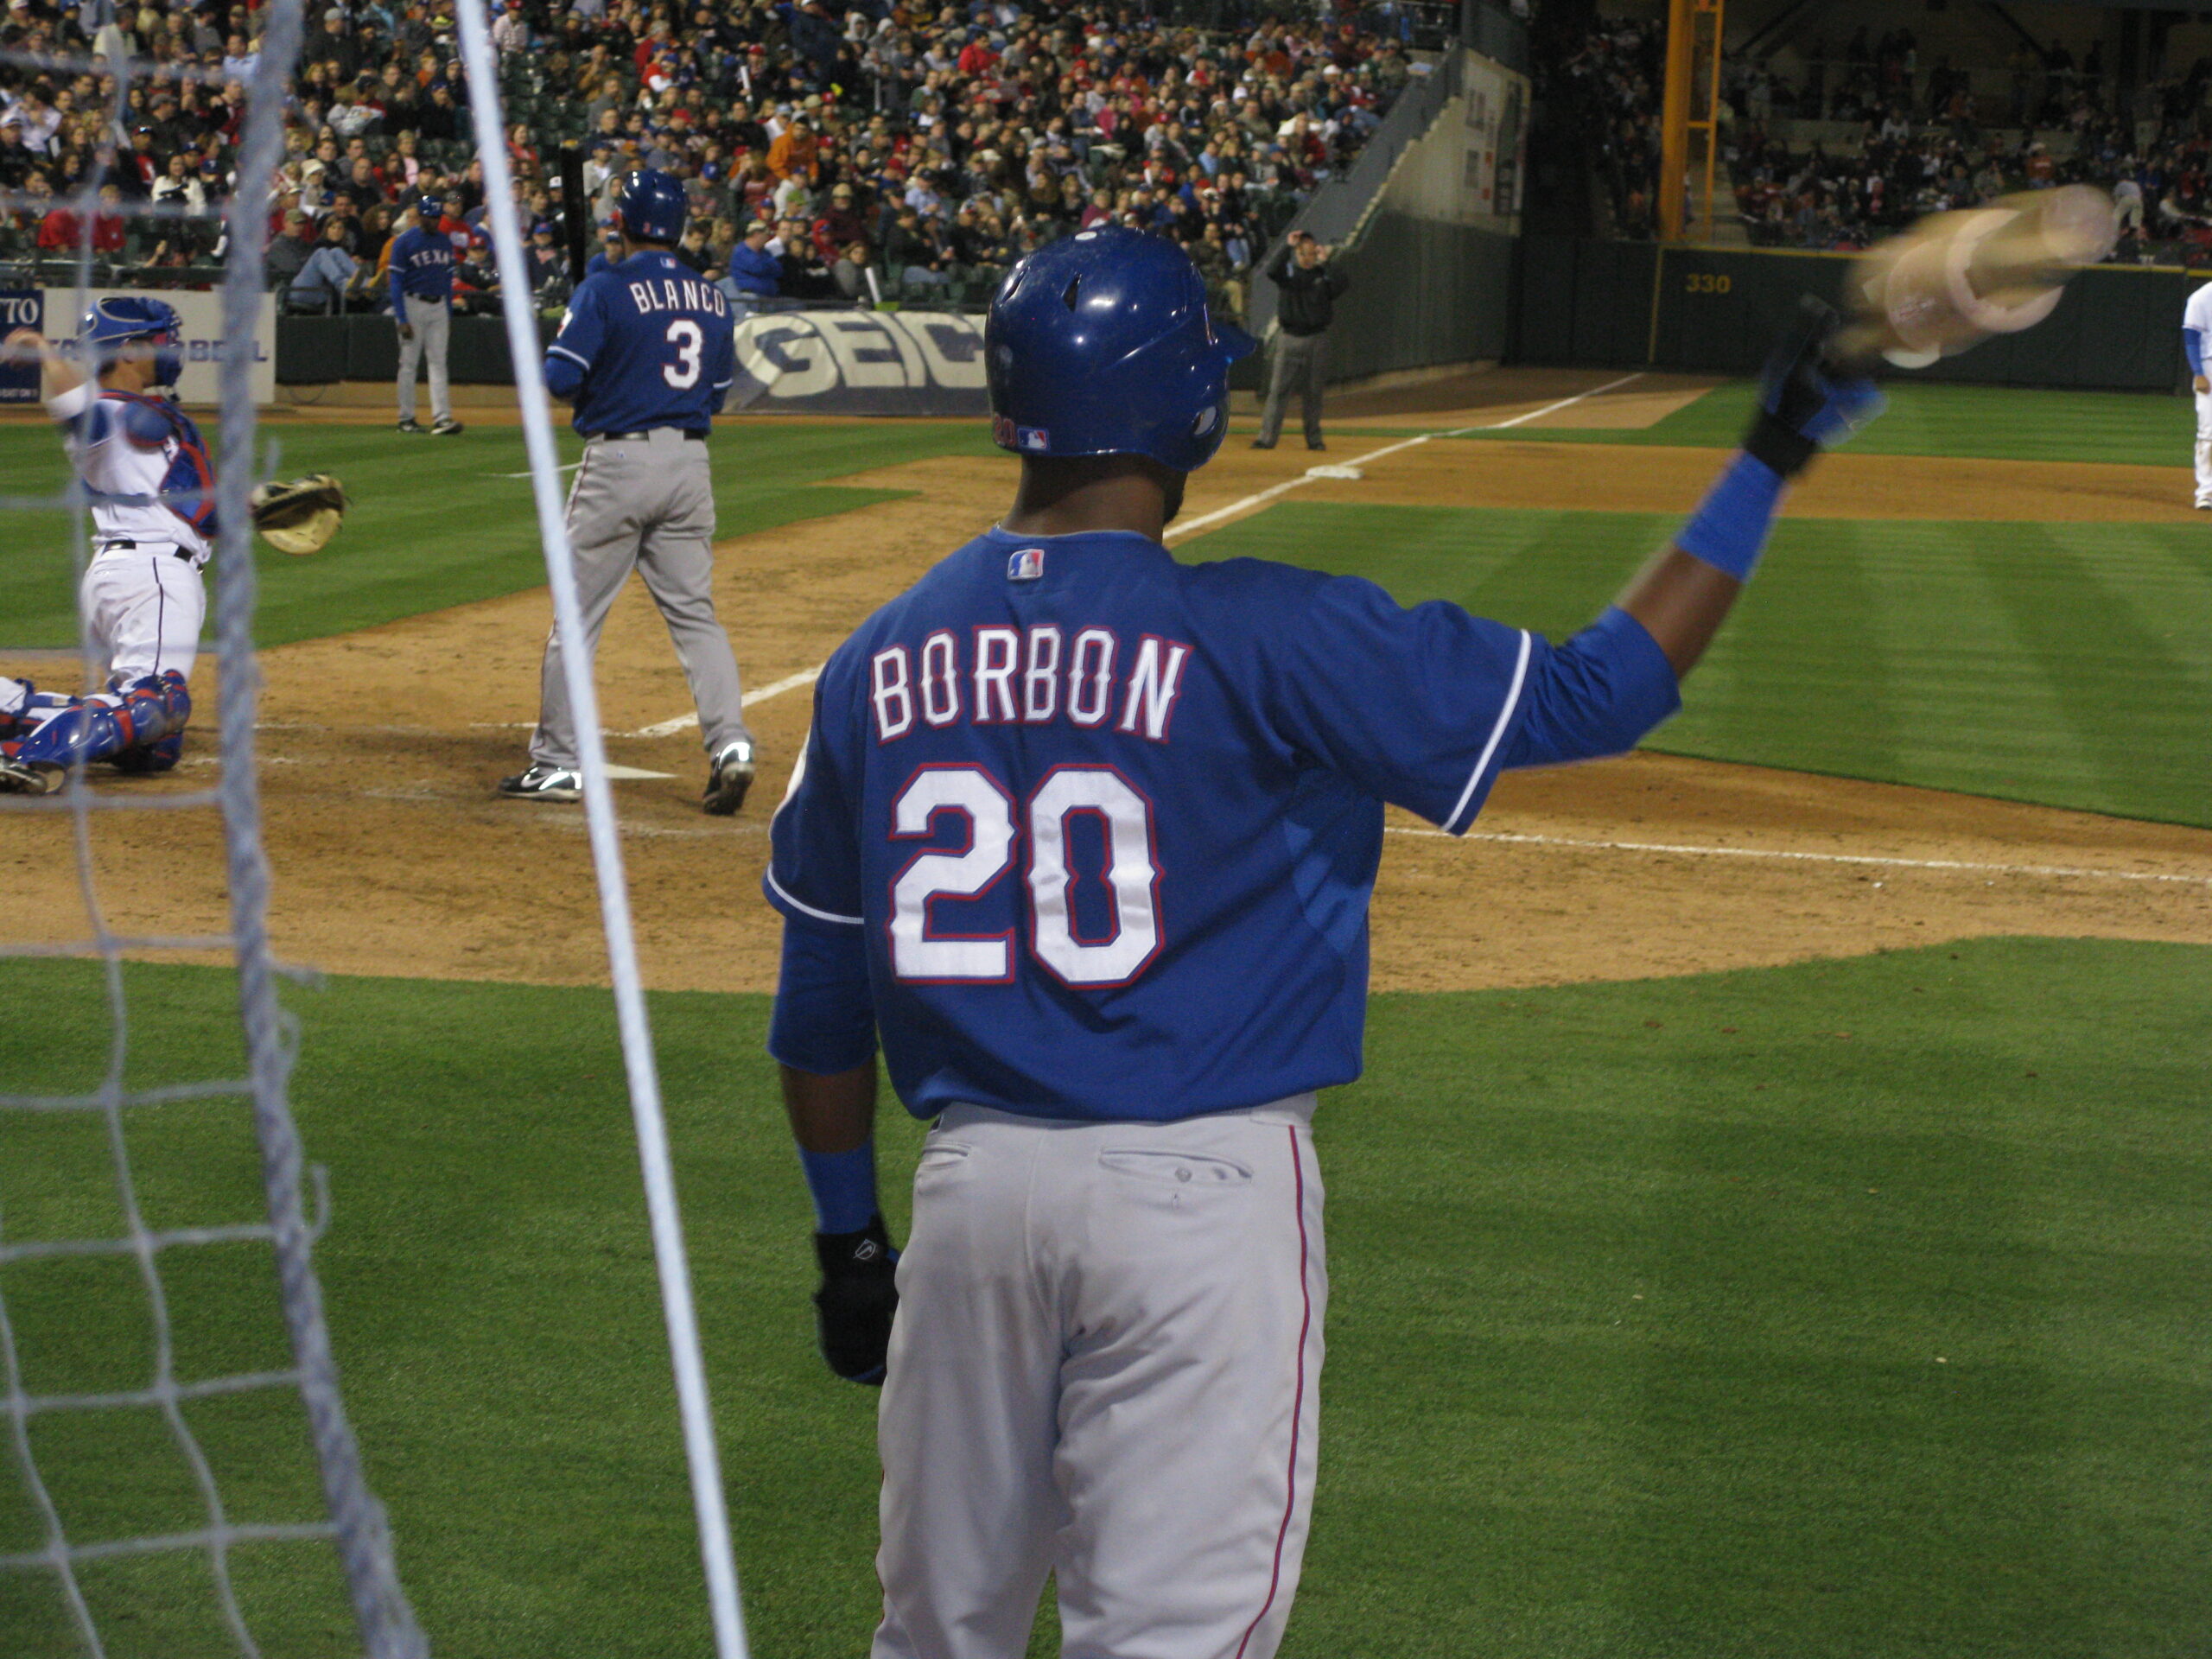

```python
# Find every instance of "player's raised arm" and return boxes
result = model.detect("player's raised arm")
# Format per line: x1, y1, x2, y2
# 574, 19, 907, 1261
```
3, 327, 84, 408
1615, 300, 1884, 678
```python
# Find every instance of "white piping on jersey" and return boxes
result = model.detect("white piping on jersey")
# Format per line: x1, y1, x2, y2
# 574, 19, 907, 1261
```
765, 862, 864, 925
547, 343, 591, 368
1444, 628, 1531, 836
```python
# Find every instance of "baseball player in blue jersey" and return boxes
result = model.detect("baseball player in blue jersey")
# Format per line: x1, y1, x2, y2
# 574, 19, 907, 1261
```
762, 229, 1881, 1656
500, 168, 757, 814
0, 298, 205, 792
390, 194, 463, 435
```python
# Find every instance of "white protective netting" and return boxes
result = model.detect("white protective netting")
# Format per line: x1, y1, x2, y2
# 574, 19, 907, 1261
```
0, 0, 428, 1653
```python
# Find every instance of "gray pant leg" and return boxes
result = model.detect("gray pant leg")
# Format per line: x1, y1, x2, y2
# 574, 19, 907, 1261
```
411, 296, 453, 423
531, 441, 644, 769
1299, 331, 1328, 447
395, 307, 422, 418
633, 441, 751, 755
1256, 334, 1298, 445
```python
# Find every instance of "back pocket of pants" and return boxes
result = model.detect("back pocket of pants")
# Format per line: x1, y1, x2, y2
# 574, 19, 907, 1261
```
1097, 1148, 1252, 1188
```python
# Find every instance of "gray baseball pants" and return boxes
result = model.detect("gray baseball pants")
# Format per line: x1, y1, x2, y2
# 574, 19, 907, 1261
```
530, 428, 752, 768
1256, 329, 1328, 448
396, 294, 452, 424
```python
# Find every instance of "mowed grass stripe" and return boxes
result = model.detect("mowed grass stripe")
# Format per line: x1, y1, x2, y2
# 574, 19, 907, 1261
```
1179, 502, 2212, 826
0, 419, 998, 650
0, 941, 2206, 1656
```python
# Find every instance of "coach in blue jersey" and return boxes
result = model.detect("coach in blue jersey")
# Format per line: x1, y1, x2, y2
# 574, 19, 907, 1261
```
500, 168, 757, 816
388, 194, 461, 435
761, 229, 1885, 1657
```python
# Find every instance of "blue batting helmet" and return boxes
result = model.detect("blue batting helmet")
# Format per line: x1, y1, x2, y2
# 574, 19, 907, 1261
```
985, 226, 1254, 474
416, 194, 442, 220
81, 295, 182, 389
616, 168, 686, 243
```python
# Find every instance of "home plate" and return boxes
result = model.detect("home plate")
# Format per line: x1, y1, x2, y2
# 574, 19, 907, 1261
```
603, 764, 676, 781
1306, 464, 1364, 480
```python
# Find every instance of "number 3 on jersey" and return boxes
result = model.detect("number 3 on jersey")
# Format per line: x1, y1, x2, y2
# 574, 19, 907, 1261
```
663, 319, 702, 389
890, 764, 1160, 988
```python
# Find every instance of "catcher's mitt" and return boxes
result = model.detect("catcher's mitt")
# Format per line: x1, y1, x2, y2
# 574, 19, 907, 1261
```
250, 473, 347, 556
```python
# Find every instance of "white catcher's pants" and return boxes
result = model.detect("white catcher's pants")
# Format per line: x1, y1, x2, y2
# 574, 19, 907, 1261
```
80, 549, 204, 682
873, 1099, 1326, 1659
2195, 389, 2212, 506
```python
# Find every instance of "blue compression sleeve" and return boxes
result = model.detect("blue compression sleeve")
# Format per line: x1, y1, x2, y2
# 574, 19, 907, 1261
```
798, 1142, 880, 1235
768, 916, 877, 1076
1675, 451, 1787, 582
2188, 328, 2205, 376
1501, 607, 1681, 769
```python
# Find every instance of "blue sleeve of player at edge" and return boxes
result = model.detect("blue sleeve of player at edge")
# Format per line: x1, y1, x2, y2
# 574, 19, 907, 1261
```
770, 916, 878, 1077
1500, 606, 1681, 769
388, 229, 409, 315
2187, 328, 2204, 376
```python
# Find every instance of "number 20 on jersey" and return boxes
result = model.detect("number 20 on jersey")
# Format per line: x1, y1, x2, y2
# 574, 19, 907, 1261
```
890, 763, 1161, 990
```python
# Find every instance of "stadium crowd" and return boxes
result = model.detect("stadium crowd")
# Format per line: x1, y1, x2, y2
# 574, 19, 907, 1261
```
0, 0, 1433, 320
1536, 10, 2212, 265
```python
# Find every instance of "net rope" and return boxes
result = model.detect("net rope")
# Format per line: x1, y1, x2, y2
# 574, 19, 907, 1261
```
0, 1, 429, 1653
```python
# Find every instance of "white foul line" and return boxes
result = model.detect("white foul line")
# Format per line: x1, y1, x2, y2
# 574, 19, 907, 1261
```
628, 666, 823, 739
625, 377, 1644, 731
1162, 372, 1648, 543
1385, 825, 2212, 887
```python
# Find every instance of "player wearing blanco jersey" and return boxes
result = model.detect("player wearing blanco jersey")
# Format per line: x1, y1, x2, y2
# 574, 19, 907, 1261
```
762, 232, 1885, 1658
499, 167, 758, 815
0, 297, 205, 794
2183, 279, 2212, 508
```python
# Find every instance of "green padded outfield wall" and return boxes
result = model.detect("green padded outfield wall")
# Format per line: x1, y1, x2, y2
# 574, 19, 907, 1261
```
1332, 209, 1517, 379
1512, 235, 2196, 393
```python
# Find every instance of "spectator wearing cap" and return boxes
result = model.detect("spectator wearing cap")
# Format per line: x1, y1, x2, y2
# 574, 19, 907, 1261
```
725, 219, 781, 308
812, 181, 867, 260
767, 114, 819, 184
523, 221, 566, 294
264, 209, 319, 288
886, 204, 949, 290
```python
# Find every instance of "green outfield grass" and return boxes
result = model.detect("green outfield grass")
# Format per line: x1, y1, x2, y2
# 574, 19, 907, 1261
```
0, 419, 999, 651
1341, 379, 2199, 469
1181, 502, 2212, 828
2, 943, 2206, 1658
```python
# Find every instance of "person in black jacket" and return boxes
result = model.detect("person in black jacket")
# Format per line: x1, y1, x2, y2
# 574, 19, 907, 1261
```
1254, 230, 1349, 450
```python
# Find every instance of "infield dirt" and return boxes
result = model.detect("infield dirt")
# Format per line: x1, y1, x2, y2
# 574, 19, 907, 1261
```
3, 372, 2207, 995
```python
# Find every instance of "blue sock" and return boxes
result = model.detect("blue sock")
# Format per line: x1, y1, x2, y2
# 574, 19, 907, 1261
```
798, 1141, 879, 1236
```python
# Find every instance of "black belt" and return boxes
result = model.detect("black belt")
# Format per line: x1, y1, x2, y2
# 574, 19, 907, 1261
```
100, 540, 193, 560
594, 428, 708, 442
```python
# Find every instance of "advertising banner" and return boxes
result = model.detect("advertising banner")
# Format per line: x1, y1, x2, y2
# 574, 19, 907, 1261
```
729, 308, 988, 416
0, 288, 38, 402
40, 287, 277, 406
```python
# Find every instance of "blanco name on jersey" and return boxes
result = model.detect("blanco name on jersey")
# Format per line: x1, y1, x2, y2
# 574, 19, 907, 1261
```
626, 276, 731, 318
871, 626, 1191, 744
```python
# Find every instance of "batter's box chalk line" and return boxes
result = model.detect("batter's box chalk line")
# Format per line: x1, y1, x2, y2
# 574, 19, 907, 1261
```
1305, 464, 1365, 480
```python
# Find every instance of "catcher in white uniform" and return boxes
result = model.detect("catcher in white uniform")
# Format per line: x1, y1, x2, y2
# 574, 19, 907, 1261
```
0, 297, 206, 792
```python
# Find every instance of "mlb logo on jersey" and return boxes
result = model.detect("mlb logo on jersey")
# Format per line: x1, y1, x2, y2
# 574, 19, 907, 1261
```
1007, 547, 1045, 582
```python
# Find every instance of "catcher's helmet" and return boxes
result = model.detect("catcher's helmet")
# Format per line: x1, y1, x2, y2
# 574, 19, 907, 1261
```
616, 168, 686, 243
986, 226, 1253, 474
80, 295, 182, 389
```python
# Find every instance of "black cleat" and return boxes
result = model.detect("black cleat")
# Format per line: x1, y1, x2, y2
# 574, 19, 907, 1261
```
498, 763, 582, 802
703, 740, 756, 816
